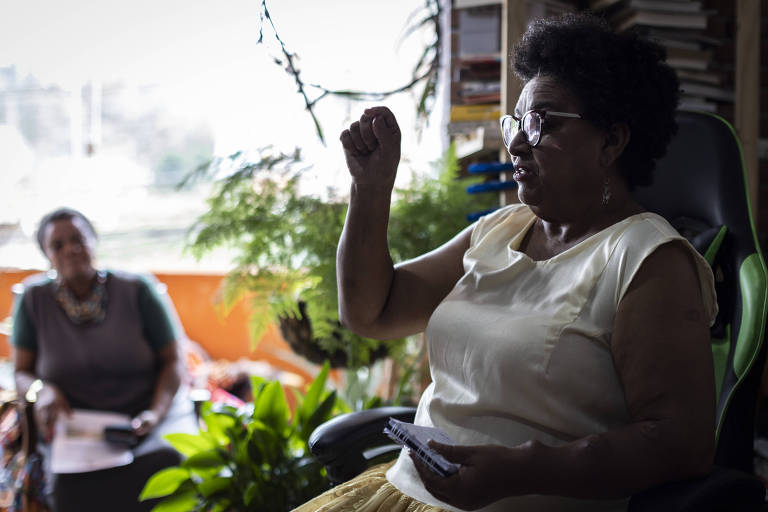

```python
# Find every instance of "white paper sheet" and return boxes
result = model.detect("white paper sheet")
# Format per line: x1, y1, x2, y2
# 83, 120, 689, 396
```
50, 409, 134, 474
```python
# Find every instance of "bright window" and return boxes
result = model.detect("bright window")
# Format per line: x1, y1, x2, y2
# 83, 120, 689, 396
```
0, 0, 445, 272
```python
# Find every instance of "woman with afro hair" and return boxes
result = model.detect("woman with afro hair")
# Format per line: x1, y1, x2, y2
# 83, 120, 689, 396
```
296, 12, 716, 512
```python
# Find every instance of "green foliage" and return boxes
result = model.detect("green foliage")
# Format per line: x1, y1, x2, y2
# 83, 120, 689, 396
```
389, 144, 495, 261
141, 362, 337, 511
185, 144, 495, 370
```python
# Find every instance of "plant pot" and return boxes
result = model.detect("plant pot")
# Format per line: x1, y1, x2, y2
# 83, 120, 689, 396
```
277, 301, 388, 368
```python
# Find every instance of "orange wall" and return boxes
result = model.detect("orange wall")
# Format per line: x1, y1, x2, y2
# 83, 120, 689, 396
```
0, 269, 315, 383
0, 268, 38, 358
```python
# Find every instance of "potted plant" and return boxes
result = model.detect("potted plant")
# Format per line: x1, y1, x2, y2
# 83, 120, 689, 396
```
184, 143, 495, 377
139, 363, 337, 511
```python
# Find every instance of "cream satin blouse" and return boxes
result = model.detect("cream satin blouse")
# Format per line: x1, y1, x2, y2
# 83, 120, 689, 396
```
387, 204, 717, 512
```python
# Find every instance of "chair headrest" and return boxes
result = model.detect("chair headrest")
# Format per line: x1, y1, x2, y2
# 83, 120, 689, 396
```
632, 111, 753, 262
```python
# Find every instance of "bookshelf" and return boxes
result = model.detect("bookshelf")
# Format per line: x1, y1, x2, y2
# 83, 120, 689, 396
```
498, 0, 529, 205
587, 0, 761, 226
449, 1, 506, 211
733, 0, 760, 223
590, 2, 731, 113
449, 2, 503, 162
449, 0, 578, 207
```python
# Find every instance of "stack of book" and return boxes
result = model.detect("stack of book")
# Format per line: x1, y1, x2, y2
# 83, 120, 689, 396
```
449, 1, 576, 126
590, 0, 733, 113
452, 56, 502, 108
527, 0, 577, 22
450, 4, 502, 124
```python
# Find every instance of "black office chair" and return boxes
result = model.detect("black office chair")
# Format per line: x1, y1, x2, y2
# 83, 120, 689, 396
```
309, 111, 768, 511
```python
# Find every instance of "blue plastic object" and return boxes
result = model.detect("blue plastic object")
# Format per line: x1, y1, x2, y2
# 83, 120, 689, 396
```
466, 208, 500, 222
468, 162, 515, 174
466, 180, 517, 194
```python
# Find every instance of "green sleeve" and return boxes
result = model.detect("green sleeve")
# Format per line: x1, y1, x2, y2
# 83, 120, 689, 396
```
10, 291, 38, 351
137, 277, 177, 351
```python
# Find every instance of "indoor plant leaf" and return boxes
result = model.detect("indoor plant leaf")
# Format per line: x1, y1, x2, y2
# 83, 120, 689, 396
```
303, 390, 337, 440
201, 409, 237, 445
253, 380, 290, 434
182, 450, 226, 470
197, 475, 232, 498
163, 432, 217, 457
297, 360, 330, 426
139, 467, 191, 500
148, 489, 199, 512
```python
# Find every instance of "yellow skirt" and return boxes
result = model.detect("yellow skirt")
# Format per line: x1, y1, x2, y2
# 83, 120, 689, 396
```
292, 461, 448, 512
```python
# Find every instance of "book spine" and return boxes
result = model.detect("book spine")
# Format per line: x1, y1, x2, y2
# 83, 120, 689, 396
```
450, 104, 501, 122
385, 425, 448, 477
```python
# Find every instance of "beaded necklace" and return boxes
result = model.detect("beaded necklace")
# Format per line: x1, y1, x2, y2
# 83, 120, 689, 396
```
54, 271, 108, 325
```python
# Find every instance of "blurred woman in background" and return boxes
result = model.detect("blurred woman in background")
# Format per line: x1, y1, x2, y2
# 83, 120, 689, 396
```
12, 207, 197, 512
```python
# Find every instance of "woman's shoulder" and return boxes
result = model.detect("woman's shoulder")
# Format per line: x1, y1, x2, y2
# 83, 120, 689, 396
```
18, 272, 54, 299
615, 212, 689, 249
105, 270, 154, 287
472, 204, 534, 243
21, 272, 53, 288
627, 211, 682, 235
479, 203, 532, 225
612, 212, 718, 323
103, 270, 161, 299
608, 212, 701, 269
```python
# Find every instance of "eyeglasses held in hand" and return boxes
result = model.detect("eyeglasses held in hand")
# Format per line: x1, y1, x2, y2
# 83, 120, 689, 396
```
500, 110, 582, 148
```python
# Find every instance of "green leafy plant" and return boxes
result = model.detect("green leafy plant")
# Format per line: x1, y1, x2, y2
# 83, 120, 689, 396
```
388, 146, 496, 261
140, 362, 337, 511
185, 144, 496, 372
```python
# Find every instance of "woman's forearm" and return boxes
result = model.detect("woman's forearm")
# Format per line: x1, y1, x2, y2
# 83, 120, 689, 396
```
336, 183, 396, 334
14, 369, 38, 398
416, 417, 711, 510
509, 419, 713, 499
148, 355, 182, 420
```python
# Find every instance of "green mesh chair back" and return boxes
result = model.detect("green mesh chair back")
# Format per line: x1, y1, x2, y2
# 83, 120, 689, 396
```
633, 110, 768, 472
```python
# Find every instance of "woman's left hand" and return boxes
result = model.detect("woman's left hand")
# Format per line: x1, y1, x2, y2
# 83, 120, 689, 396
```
131, 410, 159, 437
410, 442, 517, 511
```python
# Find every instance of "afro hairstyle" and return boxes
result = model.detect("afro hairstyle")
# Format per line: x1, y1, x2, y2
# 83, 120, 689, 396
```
512, 12, 679, 189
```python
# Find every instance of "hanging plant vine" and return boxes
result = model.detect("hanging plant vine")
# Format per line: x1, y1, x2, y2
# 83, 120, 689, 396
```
257, 0, 443, 144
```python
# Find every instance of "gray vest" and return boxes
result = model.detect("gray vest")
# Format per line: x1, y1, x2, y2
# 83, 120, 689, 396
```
22, 272, 159, 415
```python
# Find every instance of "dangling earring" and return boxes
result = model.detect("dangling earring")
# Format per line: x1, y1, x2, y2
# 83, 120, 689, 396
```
601, 178, 611, 207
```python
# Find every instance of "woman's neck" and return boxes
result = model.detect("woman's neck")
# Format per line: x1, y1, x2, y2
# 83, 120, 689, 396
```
62, 270, 98, 300
521, 198, 645, 261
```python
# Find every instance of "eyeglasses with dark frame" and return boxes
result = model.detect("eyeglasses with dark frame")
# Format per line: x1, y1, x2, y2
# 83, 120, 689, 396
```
500, 110, 582, 148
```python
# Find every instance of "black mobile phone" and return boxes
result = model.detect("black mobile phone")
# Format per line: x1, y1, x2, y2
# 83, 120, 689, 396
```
104, 424, 140, 447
